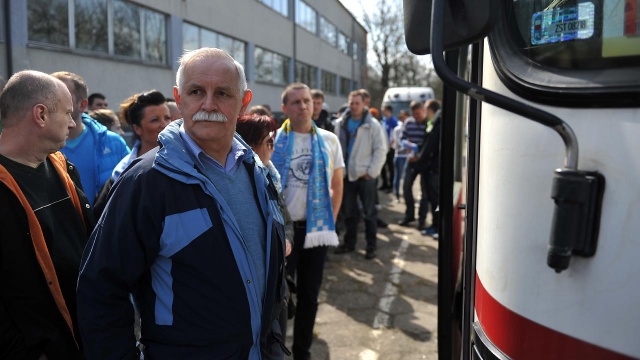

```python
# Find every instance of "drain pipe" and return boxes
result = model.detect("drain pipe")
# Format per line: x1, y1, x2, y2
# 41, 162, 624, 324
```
4, 0, 12, 78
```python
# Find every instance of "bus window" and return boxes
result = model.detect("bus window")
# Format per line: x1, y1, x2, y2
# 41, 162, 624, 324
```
487, 0, 640, 106
511, 0, 640, 68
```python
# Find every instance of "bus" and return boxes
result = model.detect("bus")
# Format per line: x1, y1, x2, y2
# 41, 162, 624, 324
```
381, 86, 435, 117
403, 0, 640, 359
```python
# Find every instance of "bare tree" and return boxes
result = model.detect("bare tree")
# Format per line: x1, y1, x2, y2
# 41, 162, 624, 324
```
361, 0, 443, 104
361, 0, 404, 91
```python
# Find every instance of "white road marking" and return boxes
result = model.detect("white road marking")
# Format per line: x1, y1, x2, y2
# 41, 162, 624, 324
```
372, 236, 410, 329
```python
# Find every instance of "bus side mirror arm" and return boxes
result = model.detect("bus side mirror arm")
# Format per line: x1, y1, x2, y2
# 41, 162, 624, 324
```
428, 0, 605, 273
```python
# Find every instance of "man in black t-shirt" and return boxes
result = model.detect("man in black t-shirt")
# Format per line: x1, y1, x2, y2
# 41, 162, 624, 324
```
0, 70, 94, 359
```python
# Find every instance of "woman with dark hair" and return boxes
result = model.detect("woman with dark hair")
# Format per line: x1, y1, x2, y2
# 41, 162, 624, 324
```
112, 90, 171, 181
94, 90, 171, 217
236, 114, 295, 331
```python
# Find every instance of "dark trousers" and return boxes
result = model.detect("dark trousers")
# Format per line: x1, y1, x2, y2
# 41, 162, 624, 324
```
286, 223, 329, 360
342, 177, 378, 251
403, 164, 428, 225
422, 171, 440, 227
379, 149, 395, 188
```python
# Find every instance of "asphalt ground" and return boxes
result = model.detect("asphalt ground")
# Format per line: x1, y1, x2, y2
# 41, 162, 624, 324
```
285, 182, 439, 360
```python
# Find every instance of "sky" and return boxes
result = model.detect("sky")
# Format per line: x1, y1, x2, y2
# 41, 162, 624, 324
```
338, 0, 433, 70
338, 0, 365, 21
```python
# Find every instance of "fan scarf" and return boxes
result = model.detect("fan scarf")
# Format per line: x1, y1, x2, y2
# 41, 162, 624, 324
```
271, 120, 338, 248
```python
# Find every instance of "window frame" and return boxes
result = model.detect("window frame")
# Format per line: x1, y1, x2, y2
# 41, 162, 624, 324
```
255, 46, 290, 86
27, 0, 168, 65
257, 0, 288, 18
182, 22, 246, 68
295, 61, 318, 88
319, 16, 337, 46
339, 77, 351, 96
321, 70, 336, 94
295, 0, 317, 34
488, 0, 640, 107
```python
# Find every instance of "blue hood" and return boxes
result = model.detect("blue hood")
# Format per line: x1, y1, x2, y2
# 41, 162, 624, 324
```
82, 112, 108, 137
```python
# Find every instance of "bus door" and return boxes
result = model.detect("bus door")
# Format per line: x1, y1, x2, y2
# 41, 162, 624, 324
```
403, 0, 640, 359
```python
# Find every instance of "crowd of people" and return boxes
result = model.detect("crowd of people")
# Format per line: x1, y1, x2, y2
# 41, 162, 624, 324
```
0, 47, 441, 359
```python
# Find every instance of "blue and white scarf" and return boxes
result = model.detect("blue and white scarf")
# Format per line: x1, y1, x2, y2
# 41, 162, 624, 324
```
272, 120, 338, 248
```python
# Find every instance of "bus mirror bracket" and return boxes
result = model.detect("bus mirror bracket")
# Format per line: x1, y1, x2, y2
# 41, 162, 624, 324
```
548, 169, 605, 273
420, 0, 606, 272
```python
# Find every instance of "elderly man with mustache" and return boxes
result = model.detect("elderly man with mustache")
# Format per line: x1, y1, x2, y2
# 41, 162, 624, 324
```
77, 48, 289, 360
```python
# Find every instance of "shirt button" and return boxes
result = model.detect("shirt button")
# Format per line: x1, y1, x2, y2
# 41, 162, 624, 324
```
69, 165, 74, 170
85, 204, 90, 209
246, 279, 251, 284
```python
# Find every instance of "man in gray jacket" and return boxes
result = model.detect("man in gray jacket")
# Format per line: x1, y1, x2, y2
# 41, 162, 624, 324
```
333, 90, 387, 259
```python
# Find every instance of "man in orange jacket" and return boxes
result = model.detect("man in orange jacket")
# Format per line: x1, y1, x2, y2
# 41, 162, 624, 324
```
0, 70, 94, 359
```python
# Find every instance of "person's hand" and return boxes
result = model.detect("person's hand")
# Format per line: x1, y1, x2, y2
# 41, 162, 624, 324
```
38, 354, 48, 360
285, 239, 292, 257
408, 155, 418, 163
361, 174, 373, 180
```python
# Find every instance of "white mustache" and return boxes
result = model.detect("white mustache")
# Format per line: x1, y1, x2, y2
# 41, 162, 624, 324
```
192, 111, 227, 122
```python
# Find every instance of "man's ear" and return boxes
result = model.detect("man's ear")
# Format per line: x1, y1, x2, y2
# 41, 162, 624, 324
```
78, 98, 89, 113
240, 89, 253, 114
173, 86, 181, 106
32, 104, 47, 128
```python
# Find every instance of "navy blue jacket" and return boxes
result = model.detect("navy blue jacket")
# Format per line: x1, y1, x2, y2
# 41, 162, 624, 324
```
77, 121, 288, 359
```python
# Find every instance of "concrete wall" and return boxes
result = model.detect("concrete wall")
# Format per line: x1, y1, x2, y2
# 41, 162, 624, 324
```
1, 0, 366, 113
24, 48, 176, 107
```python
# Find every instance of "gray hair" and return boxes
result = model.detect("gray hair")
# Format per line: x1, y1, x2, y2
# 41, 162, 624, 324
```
175, 48, 246, 95
0, 70, 61, 127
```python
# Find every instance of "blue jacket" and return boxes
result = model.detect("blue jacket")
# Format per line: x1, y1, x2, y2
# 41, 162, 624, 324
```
77, 121, 288, 359
61, 114, 130, 203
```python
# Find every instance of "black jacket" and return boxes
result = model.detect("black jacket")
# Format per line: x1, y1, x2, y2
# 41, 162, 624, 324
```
415, 112, 441, 174
313, 109, 334, 132
0, 152, 94, 360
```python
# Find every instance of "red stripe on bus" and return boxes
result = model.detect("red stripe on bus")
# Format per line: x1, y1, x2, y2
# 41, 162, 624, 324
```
475, 274, 636, 360
624, 0, 637, 35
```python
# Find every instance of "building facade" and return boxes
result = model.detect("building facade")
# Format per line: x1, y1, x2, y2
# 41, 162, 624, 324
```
1, 0, 367, 114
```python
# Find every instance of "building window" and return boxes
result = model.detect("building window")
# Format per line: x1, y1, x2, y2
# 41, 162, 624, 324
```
295, 61, 318, 88
359, 45, 366, 64
182, 23, 246, 67
27, 0, 167, 64
353, 42, 358, 60
28, 0, 69, 46
113, 0, 141, 59
337, 32, 349, 55
340, 77, 351, 96
257, 0, 288, 17
295, 0, 316, 34
183, 23, 199, 51
255, 47, 289, 85
321, 70, 336, 94
201, 29, 217, 47
319, 16, 336, 46
219, 34, 246, 67
143, 9, 167, 63
75, 0, 108, 52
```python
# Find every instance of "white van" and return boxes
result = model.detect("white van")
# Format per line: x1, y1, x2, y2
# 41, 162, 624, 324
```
381, 87, 435, 117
